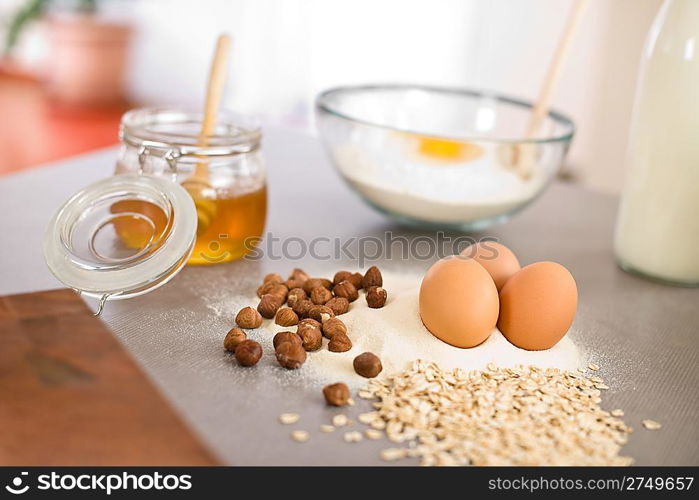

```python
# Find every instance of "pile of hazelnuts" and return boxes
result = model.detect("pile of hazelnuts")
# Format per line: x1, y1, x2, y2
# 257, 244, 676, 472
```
223, 266, 387, 373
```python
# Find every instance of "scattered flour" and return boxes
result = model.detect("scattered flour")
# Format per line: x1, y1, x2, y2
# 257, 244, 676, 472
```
268, 271, 582, 388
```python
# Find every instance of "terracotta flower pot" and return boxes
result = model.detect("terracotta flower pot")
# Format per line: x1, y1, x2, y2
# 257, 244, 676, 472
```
45, 15, 132, 106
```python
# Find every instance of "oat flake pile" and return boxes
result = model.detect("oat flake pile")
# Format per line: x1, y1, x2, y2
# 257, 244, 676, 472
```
360, 360, 634, 466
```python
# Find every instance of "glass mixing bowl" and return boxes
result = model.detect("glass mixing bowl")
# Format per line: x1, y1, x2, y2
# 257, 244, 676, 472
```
315, 85, 575, 231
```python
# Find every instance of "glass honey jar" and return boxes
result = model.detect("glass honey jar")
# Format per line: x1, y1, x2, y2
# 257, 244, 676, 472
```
116, 107, 267, 265
43, 108, 266, 314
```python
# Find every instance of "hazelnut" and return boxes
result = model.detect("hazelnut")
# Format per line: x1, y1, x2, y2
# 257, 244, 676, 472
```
366, 286, 387, 308
234, 339, 263, 367
236, 306, 263, 328
223, 327, 247, 352
298, 318, 322, 331
303, 278, 332, 294
328, 333, 352, 352
268, 283, 289, 301
333, 270, 351, 285
288, 268, 310, 283
285, 279, 305, 290
298, 325, 322, 351
308, 304, 334, 323
276, 341, 307, 369
310, 286, 332, 305
258, 294, 283, 319
273, 331, 302, 349
333, 280, 358, 302
275, 307, 299, 327
362, 266, 383, 289
286, 288, 307, 308
256, 281, 277, 298
347, 272, 364, 290
322, 317, 347, 339
323, 382, 350, 406
264, 273, 283, 284
292, 298, 314, 318
353, 352, 382, 378
325, 296, 350, 315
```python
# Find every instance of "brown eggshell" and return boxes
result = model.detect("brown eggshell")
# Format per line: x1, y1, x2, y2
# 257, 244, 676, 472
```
419, 256, 499, 348
498, 261, 577, 351
461, 241, 520, 291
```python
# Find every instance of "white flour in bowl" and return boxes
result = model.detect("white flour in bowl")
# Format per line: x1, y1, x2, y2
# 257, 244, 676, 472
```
332, 144, 546, 224
268, 271, 582, 388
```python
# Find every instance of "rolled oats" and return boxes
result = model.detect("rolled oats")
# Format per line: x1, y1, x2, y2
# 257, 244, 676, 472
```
363, 360, 634, 466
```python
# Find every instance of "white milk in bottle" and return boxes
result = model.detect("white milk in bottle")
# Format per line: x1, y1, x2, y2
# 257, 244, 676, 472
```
614, 0, 699, 286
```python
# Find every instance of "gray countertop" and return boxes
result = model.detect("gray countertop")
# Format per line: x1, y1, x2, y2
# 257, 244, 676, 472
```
1, 127, 697, 465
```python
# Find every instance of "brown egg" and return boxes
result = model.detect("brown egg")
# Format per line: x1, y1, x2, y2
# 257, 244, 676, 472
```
498, 261, 577, 351
419, 256, 499, 348
461, 241, 520, 291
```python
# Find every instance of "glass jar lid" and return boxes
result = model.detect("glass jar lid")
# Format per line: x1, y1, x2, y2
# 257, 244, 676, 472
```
43, 174, 197, 312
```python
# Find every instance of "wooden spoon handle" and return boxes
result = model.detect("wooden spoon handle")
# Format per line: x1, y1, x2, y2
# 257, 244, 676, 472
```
526, 0, 589, 138
194, 34, 232, 179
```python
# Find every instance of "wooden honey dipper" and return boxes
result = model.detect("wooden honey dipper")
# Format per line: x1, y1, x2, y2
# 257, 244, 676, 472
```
181, 33, 232, 234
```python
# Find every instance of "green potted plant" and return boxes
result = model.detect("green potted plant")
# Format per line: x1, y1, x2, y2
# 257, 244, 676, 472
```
4, 0, 132, 105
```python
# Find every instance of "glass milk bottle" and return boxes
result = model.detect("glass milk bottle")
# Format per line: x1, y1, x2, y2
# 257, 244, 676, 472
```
614, 0, 699, 286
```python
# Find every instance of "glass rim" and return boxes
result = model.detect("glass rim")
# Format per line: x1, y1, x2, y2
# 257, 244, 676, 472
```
315, 84, 576, 145
120, 107, 262, 158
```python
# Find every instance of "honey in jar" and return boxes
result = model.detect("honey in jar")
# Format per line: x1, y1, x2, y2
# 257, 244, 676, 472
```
114, 108, 267, 265
187, 186, 267, 264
